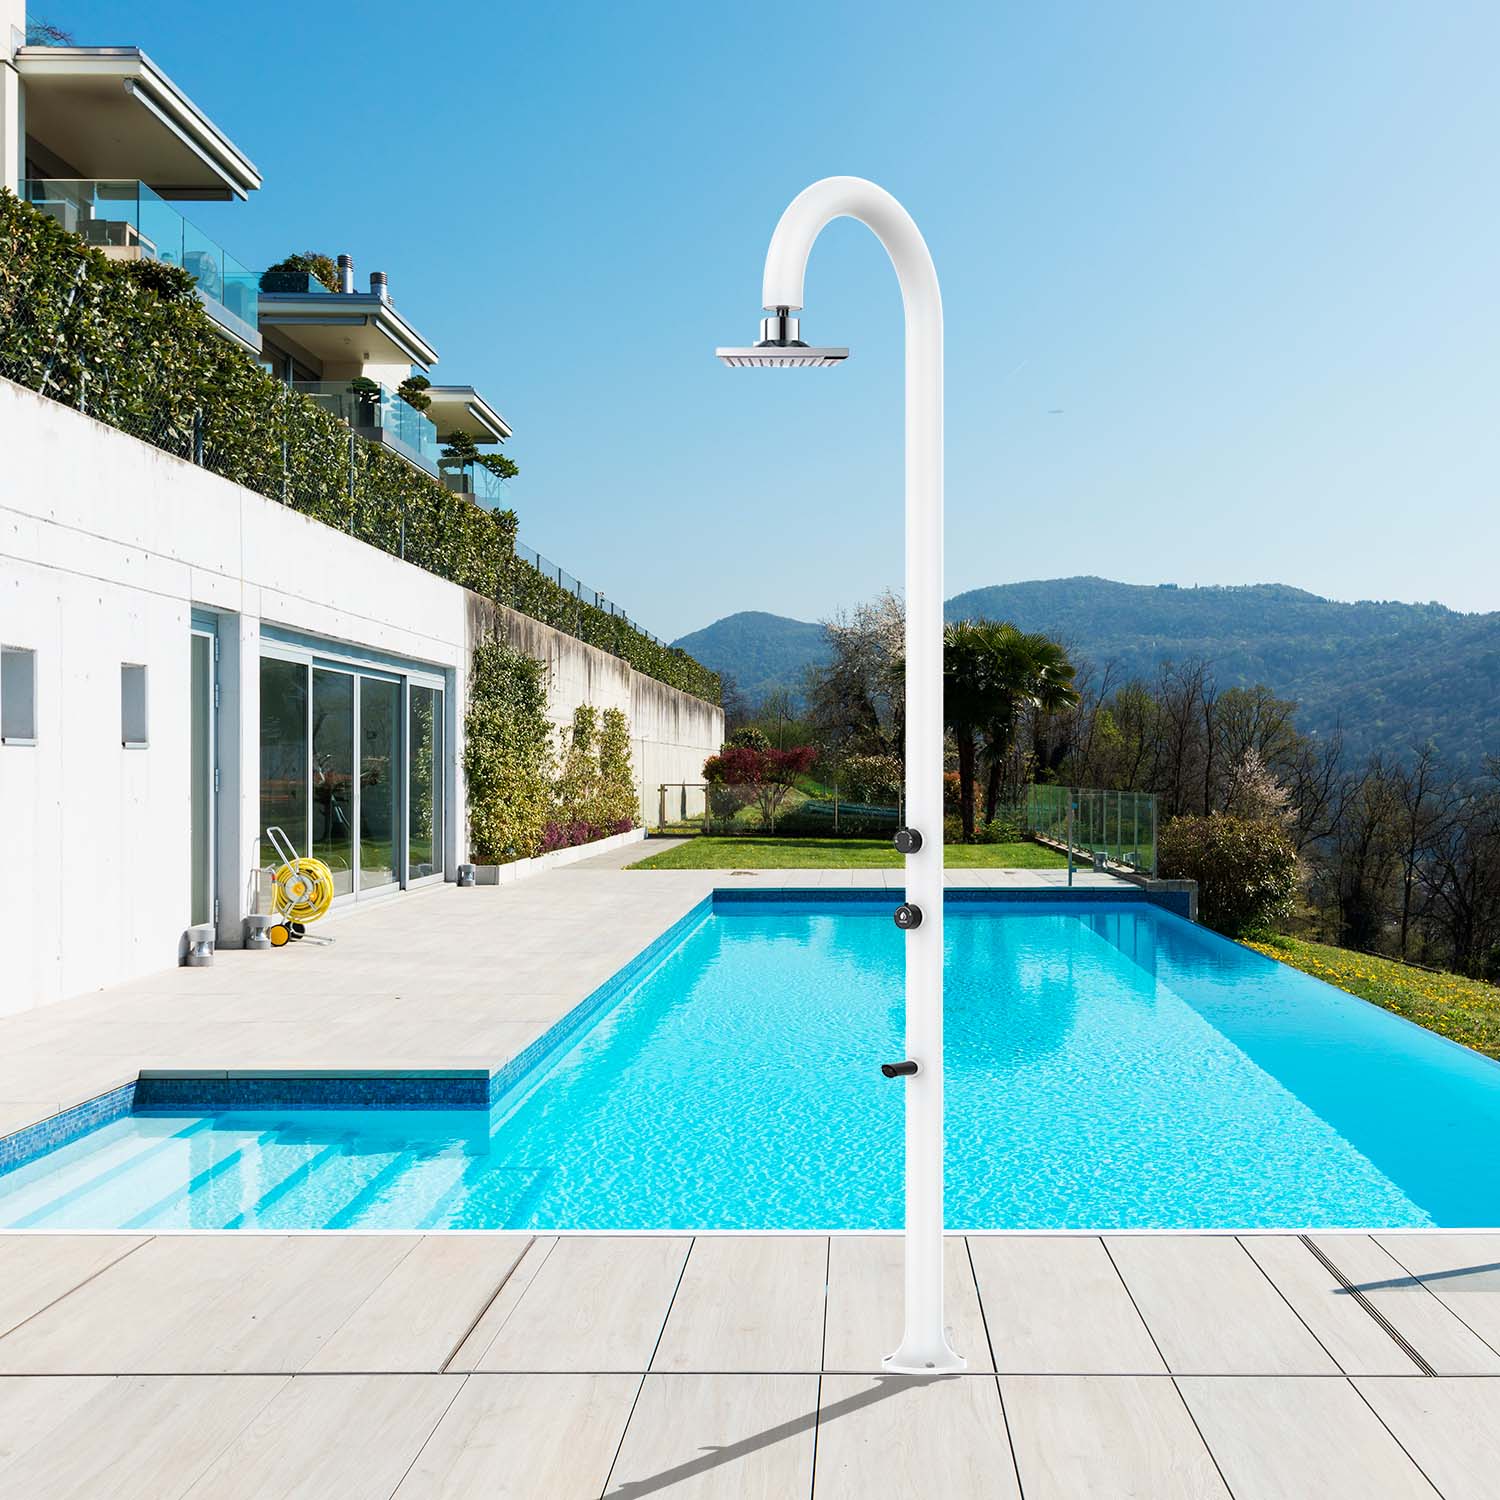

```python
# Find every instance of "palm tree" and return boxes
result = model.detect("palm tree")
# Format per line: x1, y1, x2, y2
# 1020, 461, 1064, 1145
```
944, 621, 1080, 840
943, 621, 1008, 841
980, 626, 1079, 825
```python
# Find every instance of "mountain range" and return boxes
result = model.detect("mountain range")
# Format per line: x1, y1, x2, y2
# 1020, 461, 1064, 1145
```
674, 578, 1500, 764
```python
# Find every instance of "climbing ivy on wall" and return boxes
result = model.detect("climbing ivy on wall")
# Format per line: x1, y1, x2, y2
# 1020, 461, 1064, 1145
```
466, 646, 642, 864
0, 190, 719, 703
465, 637, 555, 863
595, 708, 639, 831
543, 704, 638, 850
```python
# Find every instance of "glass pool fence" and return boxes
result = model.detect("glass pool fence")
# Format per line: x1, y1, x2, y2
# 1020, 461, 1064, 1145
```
653, 779, 1157, 870
1026, 785, 1158, 874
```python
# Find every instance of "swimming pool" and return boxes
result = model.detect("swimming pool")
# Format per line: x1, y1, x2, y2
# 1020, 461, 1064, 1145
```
3, 893, 1499, 1230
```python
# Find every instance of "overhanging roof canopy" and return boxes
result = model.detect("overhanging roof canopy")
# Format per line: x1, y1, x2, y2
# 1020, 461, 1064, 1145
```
16, 47, 261, 200
256, 291, 441, 372
422, 386, 512, 444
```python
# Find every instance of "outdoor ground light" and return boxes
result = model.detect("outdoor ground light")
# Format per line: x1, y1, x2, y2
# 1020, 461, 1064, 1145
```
718, 176, 962, 1374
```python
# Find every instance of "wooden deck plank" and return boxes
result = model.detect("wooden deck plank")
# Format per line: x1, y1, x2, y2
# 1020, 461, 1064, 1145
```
445, 1236, 557, 1371
605, 1373, 818, 1499
396, 1373, 639, 1499
1179, 1376, 1438, 1500
652, 1237, 827, 1373
812, 1374, 1020, 1499
1001, 1375, 1230, 1499
1105, 1236, 1337, 1374
0, 1374, 113, 1467
0, 1235, 147, 1338
0, 1235, 415, 1374
476, 1235, 691, 1373
1372, 1234, 1500, 1356
1312, 1235, 1500, 1375
968, 1236, 1164, 1374
182, 1373, 460, 1499
1242, 1236, 1423, 1375
1355, 1377, 1500, 1500
0, 1374, 286, 1500
823, 1236, 992, 1372
306, 1234, 531, 1373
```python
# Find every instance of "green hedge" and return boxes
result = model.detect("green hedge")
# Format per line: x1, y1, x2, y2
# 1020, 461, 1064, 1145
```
1158, 814, 1298, 937
0, 190, 719, 703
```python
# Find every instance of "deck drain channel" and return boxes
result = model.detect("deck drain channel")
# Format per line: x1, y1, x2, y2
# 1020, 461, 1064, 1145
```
1299, 1234, 1436, 1376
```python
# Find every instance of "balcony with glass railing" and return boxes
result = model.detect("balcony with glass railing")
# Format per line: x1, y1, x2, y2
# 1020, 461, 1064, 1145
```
23, 179, 260, 350
292, 380, 442, 476
440, 460, 511, 508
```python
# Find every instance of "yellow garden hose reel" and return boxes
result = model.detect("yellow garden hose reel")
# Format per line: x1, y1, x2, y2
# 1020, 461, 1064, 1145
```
264, 827, 336, 946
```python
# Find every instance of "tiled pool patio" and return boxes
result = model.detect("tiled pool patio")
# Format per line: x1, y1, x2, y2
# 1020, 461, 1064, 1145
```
0, 850, 1496, 1495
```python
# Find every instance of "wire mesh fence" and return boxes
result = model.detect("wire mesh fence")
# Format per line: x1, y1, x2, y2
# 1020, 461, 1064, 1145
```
513, 541, 666, 646
1026, 785, 1158, 873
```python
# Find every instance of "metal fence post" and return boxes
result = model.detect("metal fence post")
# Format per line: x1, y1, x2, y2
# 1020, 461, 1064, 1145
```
658, 785, 666, 829
76, 368, 87, 415
192, 408, 204, 467
1066, 795, 1075, 887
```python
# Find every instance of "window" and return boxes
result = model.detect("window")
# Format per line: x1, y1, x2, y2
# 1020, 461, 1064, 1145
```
121, 663, 149, 747
1, 647, 36, 744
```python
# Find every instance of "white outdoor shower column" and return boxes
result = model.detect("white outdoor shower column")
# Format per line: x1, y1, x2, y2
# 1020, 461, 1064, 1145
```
760, 178, 962, 1373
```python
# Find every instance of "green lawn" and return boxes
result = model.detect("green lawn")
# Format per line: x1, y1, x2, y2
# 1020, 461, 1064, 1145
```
1245, 934, 1500, 1061
629, 836, 1068, 871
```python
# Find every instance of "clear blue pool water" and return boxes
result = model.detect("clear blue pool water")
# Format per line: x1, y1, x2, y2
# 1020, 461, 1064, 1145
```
4, 897, 1500, 1230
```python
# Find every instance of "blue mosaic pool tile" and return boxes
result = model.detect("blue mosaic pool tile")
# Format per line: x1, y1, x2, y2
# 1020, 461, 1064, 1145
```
132, 1073, 491, 1113
487, 896, 714, 1107
710, 884, 1194, 920
0, 1081, 137, 1174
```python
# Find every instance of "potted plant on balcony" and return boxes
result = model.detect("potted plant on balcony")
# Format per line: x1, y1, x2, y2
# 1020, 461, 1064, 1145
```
398, 375, 432, 413
259, 252, 339, 295
346, 376, 383, 432
439, 432, 519, 502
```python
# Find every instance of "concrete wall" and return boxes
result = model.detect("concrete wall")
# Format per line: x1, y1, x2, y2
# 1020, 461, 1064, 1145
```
466, 596, 723, 826
0, 377, 720, 1013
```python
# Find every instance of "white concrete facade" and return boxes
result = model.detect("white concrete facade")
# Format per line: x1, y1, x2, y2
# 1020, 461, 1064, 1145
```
0, 378, 721, 1014
1, 2, 23, 194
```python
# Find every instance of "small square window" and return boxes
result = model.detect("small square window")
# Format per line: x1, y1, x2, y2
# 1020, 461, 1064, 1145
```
121, 663, 148, 748
1, 646, 36, 744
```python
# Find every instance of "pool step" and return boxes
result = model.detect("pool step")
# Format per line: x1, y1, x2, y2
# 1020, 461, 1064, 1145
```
0, 1118, 216, 1229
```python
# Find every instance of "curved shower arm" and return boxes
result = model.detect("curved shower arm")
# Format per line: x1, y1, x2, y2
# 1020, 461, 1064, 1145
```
761, 176, 941, 330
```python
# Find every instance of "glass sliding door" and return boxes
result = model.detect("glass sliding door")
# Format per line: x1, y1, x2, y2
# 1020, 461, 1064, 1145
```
189, 632, 215, 925
408, 684, 444, 879
259, 648, 445, 900
311, 669, 355, 896
358, 675, 401, 891
259, 656, 308, 863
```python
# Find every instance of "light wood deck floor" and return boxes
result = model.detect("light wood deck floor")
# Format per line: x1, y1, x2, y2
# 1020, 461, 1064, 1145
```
0, 1230, 1497, 1496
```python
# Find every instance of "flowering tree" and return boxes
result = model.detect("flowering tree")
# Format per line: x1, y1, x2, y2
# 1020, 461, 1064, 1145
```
703, 744, 818, 831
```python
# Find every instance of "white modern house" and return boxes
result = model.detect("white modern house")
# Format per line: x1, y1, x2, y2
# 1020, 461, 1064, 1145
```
0, 6, 721, 1014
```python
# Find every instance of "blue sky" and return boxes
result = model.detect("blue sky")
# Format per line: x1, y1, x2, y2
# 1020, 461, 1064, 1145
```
52, 1, 1500, 639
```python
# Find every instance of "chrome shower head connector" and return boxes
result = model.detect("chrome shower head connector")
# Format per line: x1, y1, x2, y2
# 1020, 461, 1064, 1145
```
715, 306, 848, 367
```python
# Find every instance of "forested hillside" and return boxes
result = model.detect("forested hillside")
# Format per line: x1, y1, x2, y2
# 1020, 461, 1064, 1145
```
677, 580, 1500, 763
